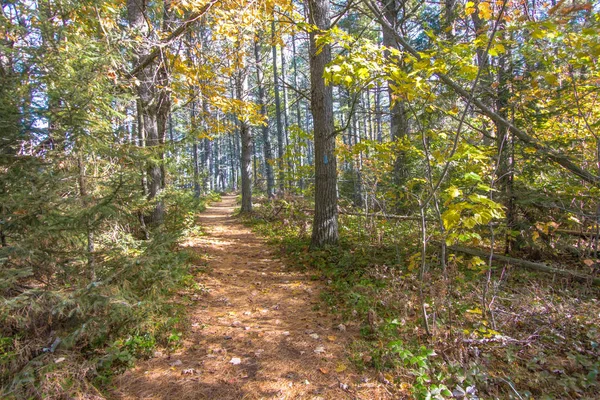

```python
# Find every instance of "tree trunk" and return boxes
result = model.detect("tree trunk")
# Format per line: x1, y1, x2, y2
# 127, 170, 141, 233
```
495, 32, 515, 253
235, 67, 253, 212
381, 0, 409, 210
291, 33, 307, 191
272, 19, 285, 193
127, 0, 165, 225
280, 40, 294, 187
375, 81, 382, 142
78, 154, 95, 280
240, 121, 253, 212
307, 0, 338, 247
254, 38, 275, 198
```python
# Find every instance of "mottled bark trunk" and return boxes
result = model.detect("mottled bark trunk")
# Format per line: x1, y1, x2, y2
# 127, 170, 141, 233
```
78, 154, 94, 280
254, 38, 275, 198
240, 121, 253, 212
381, 0, 409, 210
235, 67, 253, 212
127, 0, 165, 225
291, 33, 306, 190
202, 99, 213, 192
308, 0, 338, 247
230, 131, 237, 191
272, 19, 285, 193
375, 81, 382, 142
495, 33, 514, 253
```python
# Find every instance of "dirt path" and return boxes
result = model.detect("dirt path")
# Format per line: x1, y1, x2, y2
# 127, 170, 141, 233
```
114, 196, 390, 400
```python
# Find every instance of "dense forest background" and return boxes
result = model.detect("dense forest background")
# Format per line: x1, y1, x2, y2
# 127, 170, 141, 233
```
1, 0, 599, 398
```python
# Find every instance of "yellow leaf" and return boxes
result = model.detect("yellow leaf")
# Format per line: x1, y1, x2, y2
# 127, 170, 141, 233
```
447, 186, 462, 199
465, 1, 476, 15
478, 1, 492, 20
335, 363, 347, 373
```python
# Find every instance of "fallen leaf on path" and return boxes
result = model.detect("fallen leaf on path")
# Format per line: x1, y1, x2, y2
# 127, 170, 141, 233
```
230, 357, 241, 365
327, 335, 336, 342
335, 363, 347, 373
319, 368, 329, 375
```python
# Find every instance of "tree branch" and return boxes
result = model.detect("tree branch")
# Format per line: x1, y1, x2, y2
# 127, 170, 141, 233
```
129, 1, 218, 78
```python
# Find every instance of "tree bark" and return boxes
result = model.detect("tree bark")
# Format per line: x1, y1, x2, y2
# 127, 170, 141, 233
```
254, 38, 275, 198
127, 0, 165, 225
380, 0, 409, 210
272, 19, 285, 193
235, 67, 253, 212
307, 0, 338, 247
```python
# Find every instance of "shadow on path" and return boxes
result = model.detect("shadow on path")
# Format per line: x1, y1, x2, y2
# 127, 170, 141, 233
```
113, 196, 391, 399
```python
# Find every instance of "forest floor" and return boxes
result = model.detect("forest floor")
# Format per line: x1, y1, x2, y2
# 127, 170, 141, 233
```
112, 195, 391, 400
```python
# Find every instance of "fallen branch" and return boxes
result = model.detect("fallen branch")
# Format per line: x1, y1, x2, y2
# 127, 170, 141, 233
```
340, 211, 430, 221
301, 208, 432, 221
555, 229, 599, 238
447, 244, 600, 286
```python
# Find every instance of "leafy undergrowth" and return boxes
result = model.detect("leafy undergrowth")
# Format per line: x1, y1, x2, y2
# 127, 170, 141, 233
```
245, 196, 600, 400
0, 191, 220, 399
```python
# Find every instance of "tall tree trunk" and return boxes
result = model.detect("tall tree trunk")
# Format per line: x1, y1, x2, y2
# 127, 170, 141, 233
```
240, 121, 253, 211
292, 32, 308, 190
202, 100, 213, 192
187, 34, 201, 198
280, 40, 294, 187
254, 38, 275, 198
495, 31, 514, 253
235, 66, 253, 212
365, 89, 373, 141
375, 81, 382, 142
272, 19, 285, 193
381, 0, 409, 210
307, 0, 338, 247
78, 154, 95, 280
127, 0, 165, 225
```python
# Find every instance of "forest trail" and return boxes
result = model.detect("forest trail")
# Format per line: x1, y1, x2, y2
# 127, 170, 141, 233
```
113, 195, 390, 400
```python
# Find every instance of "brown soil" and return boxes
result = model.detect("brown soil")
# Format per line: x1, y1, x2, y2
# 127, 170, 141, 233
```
113, 196, 392, 400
